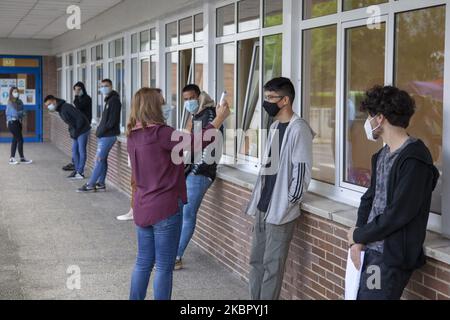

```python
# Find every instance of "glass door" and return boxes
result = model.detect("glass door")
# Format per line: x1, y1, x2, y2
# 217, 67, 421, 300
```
0, 61, 42, 142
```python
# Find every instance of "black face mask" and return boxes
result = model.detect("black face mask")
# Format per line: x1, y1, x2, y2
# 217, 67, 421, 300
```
263, 101, 281, 117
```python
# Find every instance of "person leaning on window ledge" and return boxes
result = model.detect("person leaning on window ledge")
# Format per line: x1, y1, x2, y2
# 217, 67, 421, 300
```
347, 85, 440, 300
245, 77, 315, 300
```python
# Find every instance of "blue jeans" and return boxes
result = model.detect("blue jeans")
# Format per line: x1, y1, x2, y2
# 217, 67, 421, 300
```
88, 136, 117, 186
72, 130, 89, 175
129, 202, 183, 300
177, 174, 212, 258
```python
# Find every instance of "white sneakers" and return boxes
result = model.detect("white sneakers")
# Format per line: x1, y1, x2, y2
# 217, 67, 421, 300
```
117, 208, 134, 221
9, 158, 32, 165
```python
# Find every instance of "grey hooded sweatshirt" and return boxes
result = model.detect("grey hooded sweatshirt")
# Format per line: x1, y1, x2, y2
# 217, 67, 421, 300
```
245, 113, 315, 225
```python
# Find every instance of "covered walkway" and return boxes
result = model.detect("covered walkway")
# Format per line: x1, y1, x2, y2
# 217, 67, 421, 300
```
0, 143, 248, 300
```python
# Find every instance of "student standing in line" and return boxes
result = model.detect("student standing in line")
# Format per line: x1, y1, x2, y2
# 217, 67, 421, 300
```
62, 82, 93, 172
44, 95, 90, 179
245, 77, 314, 300
173, 84, 223, 270
347, 85, 440, 300
127, 88, 229, 300
77, 79, 121, 193
73, 82, 92, 125
6, 87, 32, 165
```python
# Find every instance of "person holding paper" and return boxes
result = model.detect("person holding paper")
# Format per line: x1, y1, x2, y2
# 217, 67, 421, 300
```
245, 77, 314, 300
347, 85, 440, 300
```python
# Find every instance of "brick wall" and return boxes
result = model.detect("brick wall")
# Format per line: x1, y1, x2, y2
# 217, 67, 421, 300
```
49, 114, 450, 300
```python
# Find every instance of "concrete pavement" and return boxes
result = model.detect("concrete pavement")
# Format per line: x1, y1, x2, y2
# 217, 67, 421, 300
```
0, 142, 248, 300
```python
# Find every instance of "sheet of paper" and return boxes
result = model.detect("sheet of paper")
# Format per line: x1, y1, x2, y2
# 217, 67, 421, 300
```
344, 249, 365, 300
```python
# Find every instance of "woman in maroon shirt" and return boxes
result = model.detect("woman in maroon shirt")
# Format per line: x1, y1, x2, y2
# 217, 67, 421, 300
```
127, 88, 229, 300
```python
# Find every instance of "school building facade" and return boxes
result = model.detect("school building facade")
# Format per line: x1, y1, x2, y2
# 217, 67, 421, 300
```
1, 0, 450, 299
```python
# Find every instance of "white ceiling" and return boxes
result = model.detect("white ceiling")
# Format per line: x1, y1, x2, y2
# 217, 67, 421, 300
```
0, 0, 123, 40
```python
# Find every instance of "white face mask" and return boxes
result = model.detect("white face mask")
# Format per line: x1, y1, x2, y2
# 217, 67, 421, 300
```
47, 103, 56, 112
364, 116, 381, 141
12, 91, 19, 98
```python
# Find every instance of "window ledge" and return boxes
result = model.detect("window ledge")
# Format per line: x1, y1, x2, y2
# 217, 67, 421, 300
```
215, 165, 450, 266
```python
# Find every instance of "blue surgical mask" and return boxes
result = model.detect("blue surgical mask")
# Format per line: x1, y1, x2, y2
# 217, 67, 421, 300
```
162, 104, 174, 121
184, 99, 199, 114
100, 86, 111, 96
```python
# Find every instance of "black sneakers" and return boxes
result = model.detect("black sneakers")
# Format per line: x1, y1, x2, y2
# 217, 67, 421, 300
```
63, 163, 75, 171
20, 158, 33, 164
67, 171, 77, 178
95, 183, 106, 191
77, 183, 96, 193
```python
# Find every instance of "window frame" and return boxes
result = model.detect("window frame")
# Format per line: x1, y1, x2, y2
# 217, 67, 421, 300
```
299, 0, 450, 235
214, 0, 285, 173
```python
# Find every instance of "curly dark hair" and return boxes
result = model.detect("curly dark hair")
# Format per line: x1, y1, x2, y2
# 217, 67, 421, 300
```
360, 85, 416, 128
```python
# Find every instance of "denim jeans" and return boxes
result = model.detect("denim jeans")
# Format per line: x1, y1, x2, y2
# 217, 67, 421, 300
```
88, 136, 117, 186
72, 130, 89, 175
177, 173, 212, 258
129, 201, 183, 300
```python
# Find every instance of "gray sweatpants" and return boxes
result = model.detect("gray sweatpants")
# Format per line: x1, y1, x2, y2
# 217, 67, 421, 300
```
249, 210, 296, 300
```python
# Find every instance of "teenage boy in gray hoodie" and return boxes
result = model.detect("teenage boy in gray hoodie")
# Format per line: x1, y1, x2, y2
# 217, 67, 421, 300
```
246, 77, 314, 300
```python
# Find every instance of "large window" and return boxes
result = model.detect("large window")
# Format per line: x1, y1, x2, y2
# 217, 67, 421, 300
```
217, 42, 236, 157
237, 38, 260, 160
262, 34, 282, 129
216, 1, 283, 167
394, 6, 445, 214
108, 38, 126, 129
132, 26, 157, 96
301, 2, 448, 227
165, 13, 204, 129
303, 25, 337, 185
344, 22, 385, 188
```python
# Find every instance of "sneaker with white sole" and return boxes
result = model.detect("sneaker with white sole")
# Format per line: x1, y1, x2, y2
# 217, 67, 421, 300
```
117, 209, 134, 221
9, 158, 18, 165
69, 172, 85, 180
174, 258, 183, 270
77, 183, 96, 193
67, 171, 77, 179
95, 183, 106, 191
20, 158, 33, 164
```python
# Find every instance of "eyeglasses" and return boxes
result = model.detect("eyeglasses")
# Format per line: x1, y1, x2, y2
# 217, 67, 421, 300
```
264, 95, 284, 102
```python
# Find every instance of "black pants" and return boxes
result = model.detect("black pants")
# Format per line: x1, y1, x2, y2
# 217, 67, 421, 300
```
357, 249, 412, 300
8, 120, 24, 159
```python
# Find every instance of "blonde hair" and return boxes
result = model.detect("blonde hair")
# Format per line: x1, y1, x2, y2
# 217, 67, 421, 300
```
127, 88, 165, 136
